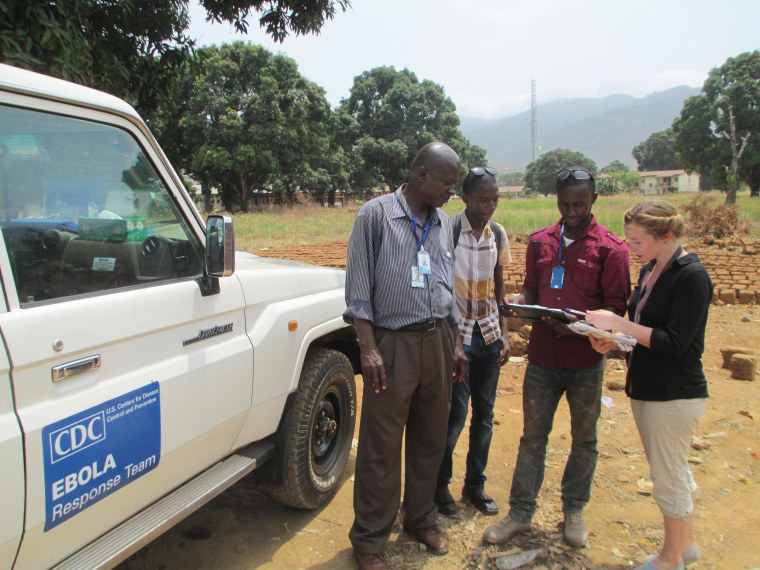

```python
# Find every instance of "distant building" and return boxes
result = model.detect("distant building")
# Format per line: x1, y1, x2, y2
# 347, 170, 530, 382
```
498, 185, 525, 197
633, 170, 700, 195
597, 170, 701, 195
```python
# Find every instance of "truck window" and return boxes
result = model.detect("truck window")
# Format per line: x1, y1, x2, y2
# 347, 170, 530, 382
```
0, 105, 203, 304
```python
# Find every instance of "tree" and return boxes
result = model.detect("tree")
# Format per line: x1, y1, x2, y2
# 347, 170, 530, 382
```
673, 51, 760, 204
523, 149, 597, 195
176, 43, 342, 211
632, 129, 681, 171
337, 66, 484, 193
0, 0, 350, 122
497, 171, 525, 186
600, 160, 630, 174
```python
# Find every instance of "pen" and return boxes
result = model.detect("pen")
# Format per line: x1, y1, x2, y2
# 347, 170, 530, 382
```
564, 308, 586, 318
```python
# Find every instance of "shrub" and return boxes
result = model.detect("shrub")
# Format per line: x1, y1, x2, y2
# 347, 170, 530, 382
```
596, 178, 622, 196
681, 195, 751, 239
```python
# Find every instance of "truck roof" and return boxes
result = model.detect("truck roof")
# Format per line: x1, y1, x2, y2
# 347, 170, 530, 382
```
0, 63, 139, 119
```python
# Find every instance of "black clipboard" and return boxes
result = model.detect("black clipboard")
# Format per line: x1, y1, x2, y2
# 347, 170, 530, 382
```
506, 303, 571, 324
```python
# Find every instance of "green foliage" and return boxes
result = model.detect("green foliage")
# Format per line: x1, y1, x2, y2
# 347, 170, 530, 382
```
600, 160, 630, 174
596, 178, 622, 196
681, 195, 751, 239
673, 51, 760, 201
0, 0, 350, 122
200, 0, 351, 41
175, 43, 343, 211
337, 66, 483, 193
596, 172, 640, 196
615, 171, 642, 188
0, 0, 195, 124
523, 149, 597, 195
632, 129, 681, 171
497, 171, 525, 186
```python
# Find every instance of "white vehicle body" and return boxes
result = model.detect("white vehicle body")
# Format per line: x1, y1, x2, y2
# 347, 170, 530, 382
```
0, 64, 358, 570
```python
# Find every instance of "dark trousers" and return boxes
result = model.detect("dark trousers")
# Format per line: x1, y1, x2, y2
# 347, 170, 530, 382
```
508, 359, 605, 522
349, 323, 454, 554
437, 328, 501, 490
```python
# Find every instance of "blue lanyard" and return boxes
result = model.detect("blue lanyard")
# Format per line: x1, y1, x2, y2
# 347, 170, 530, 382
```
558, 223, 565, 264
410, 208, 432, 251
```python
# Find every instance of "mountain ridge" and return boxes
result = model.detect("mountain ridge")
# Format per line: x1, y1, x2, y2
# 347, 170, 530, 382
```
459, 85, 700, 170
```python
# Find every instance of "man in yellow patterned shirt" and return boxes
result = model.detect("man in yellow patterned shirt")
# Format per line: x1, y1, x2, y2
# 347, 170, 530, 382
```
435, 166, 512, 517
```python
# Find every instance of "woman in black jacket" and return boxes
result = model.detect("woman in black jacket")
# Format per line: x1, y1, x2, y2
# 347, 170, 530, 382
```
585, 199, 713, 570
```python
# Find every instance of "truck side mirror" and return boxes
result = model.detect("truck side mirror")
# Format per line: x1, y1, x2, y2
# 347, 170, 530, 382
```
206, 214, 235, 277
197, 214, 234, 295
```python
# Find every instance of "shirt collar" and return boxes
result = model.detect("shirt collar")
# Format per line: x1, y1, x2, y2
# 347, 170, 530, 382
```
459, 208, 493, 236
459, 208, 473, 232
551, 215, 599, 241
393, 186, 441, 225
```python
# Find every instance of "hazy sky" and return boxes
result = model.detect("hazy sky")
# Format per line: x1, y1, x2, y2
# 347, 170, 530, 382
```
187, 0, 759, 119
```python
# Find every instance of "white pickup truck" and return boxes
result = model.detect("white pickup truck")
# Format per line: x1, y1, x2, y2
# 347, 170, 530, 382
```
0, 64, 359, 569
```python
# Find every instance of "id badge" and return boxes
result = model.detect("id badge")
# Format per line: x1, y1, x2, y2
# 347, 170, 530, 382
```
550, 266, 565, 289
411, 265, 425, 288
417, 249, 432, 275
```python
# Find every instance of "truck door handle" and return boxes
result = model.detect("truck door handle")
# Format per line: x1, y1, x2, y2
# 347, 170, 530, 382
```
52, 354, 101, 382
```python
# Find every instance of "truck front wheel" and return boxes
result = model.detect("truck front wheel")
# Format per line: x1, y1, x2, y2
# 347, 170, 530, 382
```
269, 348, 356, 509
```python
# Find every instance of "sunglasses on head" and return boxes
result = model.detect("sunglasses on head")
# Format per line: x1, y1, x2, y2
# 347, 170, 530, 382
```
557, 168, 592, 181
470, 166, 497, 177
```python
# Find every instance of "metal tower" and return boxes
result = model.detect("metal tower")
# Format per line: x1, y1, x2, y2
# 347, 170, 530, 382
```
530, 80, 537, 163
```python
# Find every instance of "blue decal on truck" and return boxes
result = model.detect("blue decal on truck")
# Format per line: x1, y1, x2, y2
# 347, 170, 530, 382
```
41, 384, 161, 530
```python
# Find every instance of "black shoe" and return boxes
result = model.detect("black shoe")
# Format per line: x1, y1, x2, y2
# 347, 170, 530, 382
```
462, 486, 499, 516
434, 486, 458, 516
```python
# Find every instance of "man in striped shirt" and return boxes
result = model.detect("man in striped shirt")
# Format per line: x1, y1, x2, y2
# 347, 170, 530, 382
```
344, 142, 468, 570
435, 167, 512, 518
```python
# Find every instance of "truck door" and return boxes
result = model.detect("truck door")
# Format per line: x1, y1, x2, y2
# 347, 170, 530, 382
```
0, 100, 254, 568
0, 344, 24, 569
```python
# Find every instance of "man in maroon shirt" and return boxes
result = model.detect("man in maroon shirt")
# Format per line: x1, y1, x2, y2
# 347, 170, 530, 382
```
482, 166, 630, 548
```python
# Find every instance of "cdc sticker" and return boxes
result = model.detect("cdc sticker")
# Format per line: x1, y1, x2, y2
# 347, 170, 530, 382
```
41, 384, 161, 531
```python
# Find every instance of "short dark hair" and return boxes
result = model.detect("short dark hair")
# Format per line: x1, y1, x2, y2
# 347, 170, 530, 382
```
556, 165, 595, 193
462, 169, 497, 196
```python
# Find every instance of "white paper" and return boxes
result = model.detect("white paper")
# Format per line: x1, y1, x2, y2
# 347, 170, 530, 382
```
568, 321, 637, 351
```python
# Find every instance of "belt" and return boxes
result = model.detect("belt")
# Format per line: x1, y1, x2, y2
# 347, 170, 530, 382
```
395, 318, 444, 332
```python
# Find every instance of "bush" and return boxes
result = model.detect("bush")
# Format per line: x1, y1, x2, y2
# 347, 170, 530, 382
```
596, 178, 622, 196
681, 195, 751, 239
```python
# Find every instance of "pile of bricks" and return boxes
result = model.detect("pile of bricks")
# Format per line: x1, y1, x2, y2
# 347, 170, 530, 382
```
696, 240, 760, 304
256, 235, 760, 306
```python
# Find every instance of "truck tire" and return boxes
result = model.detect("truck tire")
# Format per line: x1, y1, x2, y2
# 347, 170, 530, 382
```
270, 348, 356, 509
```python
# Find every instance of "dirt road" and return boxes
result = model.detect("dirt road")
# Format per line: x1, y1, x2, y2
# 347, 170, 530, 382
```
119, 241, 760, 570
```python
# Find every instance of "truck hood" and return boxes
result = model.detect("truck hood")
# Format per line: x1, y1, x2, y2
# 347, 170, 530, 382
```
232, 251, 346, 302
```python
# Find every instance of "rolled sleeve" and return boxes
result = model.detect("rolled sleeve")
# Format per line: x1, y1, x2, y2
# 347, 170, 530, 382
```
496, 224, 512, 266
447, 303, 462, 327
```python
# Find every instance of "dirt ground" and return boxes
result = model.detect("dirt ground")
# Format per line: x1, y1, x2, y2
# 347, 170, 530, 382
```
120, 241, 760, 570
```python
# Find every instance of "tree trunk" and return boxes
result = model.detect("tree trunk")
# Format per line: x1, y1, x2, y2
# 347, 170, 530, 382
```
201, 184, 212, 213
724, 106, 750, 207
384, 174, 394, 195
750, 185, 759, 198
239, 174, 249, 213
724, 176, 738, 206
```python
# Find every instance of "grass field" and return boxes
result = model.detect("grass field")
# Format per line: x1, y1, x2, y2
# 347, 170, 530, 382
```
228, 190, 760, 251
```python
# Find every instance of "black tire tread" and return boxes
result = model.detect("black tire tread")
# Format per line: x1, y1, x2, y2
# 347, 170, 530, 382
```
269, 347, 355, 509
